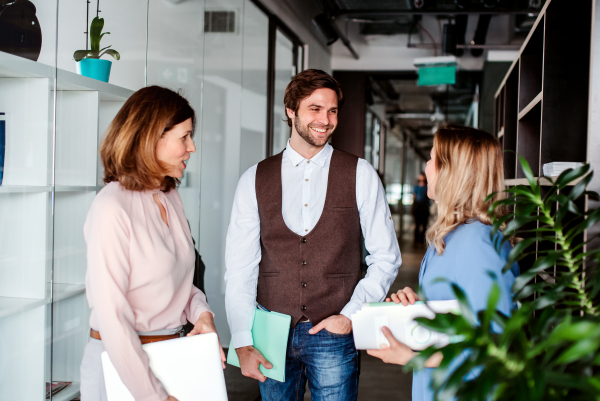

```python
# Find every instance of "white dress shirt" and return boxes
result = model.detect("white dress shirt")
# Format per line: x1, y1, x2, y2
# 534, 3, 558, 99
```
225, 140, 402, 349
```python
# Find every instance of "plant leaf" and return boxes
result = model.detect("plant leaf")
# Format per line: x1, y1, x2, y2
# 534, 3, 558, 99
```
100, 49, 120, 60
518, 155, 539, 195
555, 163, 590, 190
531, 291, 565, 310
483, 281, 501, 330
503, 216, 539, 237
568, 171, 593, 200
514, 281, 550, 301
503, 237, 538, 273
585, 190, 600, 202
89, 17, 104, 52
73, 50, 91, 61
99, 32, 111, 43
451, 284, 476, 325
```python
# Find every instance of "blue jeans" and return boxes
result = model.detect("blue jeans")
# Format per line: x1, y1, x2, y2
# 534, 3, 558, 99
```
259, 321, 358, 401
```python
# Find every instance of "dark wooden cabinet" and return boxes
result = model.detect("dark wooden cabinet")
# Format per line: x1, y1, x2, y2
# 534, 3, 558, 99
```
494, 0, 593, 183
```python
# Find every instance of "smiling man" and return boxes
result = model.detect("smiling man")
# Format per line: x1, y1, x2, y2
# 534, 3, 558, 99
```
224, 69, 402, 401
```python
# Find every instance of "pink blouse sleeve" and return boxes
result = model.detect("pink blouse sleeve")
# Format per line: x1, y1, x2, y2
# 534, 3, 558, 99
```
84, 196, 169, 401
185, 285, 214, 324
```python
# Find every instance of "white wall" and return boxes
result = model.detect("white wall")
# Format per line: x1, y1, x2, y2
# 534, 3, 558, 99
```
55, 0, 149, 91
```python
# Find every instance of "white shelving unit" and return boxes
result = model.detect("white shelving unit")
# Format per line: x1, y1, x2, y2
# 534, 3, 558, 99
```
0, 50, 133, 400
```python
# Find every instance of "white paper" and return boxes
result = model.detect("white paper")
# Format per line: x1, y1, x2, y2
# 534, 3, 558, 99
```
543, 162, 584, 177
351, 300, 460, 351
374, 316, 390, 348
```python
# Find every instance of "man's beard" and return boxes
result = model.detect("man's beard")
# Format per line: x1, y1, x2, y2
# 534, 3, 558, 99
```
294, 116, 334, 147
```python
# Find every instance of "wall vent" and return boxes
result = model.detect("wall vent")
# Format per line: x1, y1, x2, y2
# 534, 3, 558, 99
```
204, 11, 236, 33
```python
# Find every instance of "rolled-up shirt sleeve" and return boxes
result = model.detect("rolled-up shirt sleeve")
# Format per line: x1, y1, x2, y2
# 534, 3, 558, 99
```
224, 165, 261, 349
84, 197, 168, 401
340, 160, 402, 318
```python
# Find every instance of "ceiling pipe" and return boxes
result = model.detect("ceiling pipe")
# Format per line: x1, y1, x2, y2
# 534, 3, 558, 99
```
470, 14, 492, 57
312, 0, 359, 59
312, 13, 339, 45
334, 9, 540, 17
454, 14, 468, 56
456, 44, 520, 49
328, 15, 359, 59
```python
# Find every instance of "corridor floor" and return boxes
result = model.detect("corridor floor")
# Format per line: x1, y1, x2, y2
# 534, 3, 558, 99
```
223, 239, 426, 401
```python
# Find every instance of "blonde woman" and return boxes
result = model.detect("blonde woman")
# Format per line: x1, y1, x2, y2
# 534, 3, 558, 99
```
367, 126, 519, 401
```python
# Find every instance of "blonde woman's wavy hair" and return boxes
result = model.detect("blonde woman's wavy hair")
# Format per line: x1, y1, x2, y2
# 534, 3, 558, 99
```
426, 126, 506, 255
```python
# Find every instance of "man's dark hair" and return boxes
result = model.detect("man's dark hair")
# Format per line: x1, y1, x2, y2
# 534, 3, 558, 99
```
283, 69, 344, 127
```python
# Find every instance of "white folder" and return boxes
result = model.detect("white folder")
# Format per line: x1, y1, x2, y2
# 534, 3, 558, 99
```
101, 332, 228, 401
351, 300, 460, 350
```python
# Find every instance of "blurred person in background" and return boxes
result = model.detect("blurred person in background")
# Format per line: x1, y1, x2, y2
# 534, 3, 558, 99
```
412, 173, 430, 245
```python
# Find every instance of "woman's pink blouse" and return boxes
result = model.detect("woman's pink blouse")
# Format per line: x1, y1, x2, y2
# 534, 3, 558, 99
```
84, 181, 212, 401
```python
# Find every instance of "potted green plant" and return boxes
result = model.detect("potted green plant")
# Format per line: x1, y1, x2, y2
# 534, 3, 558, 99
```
409, 157, 600, 400
73, 16, 120, 83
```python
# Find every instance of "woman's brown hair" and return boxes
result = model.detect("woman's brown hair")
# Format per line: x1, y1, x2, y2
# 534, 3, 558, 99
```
426, 125, 506, 254
283, 69, 344, 127
100, 86, 196, 192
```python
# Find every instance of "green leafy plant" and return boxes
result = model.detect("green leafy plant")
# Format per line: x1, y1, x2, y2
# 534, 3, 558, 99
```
408, 156, 600, 401
73, 17, 120, 62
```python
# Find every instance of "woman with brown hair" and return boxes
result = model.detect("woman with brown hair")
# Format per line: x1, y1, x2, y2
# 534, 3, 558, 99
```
80, 86, 224, 401
367, 125, 519, 400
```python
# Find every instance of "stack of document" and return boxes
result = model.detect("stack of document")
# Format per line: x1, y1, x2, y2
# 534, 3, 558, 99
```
543, 162, 584, 177
351, 300, 460, 351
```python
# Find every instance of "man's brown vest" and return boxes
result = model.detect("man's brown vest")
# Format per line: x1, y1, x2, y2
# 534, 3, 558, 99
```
255, 149, 362, 327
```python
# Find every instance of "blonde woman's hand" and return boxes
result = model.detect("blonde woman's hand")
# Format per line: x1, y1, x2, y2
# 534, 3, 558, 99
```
188, 311, 227, 369
367, 326, 443, 368
366, 326, 415, 365
385, 286, 419, 306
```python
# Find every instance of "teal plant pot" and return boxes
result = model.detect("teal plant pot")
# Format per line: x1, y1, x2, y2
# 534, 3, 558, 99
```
76, 58, 112, 82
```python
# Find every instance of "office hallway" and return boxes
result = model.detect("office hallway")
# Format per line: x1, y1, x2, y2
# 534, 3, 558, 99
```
224, 236, 426, 401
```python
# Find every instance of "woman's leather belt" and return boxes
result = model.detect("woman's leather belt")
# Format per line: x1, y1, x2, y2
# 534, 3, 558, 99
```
90, 329, 180, 344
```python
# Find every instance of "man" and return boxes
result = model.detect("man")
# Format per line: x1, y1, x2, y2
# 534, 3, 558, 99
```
225, 69, 401, 400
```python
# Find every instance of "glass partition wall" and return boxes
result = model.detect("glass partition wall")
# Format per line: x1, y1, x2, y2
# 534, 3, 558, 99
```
200, 0, 304, 342
0, 0, 304, 398
272, 30, 295, 155
270, 25, 304, 156
200, 0, 258, 343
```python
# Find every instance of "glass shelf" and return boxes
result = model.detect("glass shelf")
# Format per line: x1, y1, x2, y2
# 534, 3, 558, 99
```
55, 186, 103, 193
0, 51, 134, 101
50, 382, 80, 401
0, 296, 48, 319
0, 185, 52, 193
505, 176, 583, 186
52, 283, 87, 302
0, 283, 86, 319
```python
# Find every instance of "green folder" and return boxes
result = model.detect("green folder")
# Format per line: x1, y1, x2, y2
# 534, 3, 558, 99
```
227, 308, 291, 382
